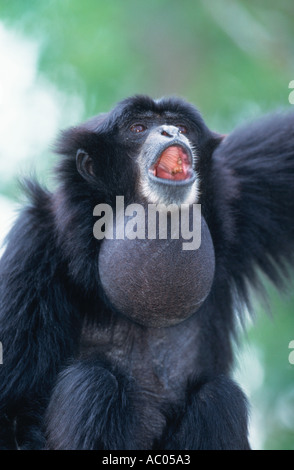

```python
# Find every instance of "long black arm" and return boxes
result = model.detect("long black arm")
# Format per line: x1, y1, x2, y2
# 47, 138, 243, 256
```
0, 184, 81, 449
212, 112, 294, 305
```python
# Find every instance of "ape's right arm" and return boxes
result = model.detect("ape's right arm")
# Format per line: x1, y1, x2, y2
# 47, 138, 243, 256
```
0, 185, 81, 449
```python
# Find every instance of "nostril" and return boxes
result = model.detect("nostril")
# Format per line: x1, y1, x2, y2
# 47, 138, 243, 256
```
161, 130, 172, 137
160, 125, 178, 138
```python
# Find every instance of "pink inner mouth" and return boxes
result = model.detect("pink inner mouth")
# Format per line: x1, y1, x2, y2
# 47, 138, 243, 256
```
150, 146, 192, 181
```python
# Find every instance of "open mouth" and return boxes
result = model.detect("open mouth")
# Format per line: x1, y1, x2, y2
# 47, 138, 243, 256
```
149, 145, 194, 182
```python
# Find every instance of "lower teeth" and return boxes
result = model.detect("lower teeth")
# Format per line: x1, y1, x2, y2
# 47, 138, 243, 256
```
172, 166, 183, 175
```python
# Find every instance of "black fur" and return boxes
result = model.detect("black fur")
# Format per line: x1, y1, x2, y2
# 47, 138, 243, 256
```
0, 95, 293, 450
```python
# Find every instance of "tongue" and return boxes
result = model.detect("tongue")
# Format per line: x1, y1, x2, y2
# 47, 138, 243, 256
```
154, 146, 190, 180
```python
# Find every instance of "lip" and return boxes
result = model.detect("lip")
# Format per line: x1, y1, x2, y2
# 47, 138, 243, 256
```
148, 140, 196, 186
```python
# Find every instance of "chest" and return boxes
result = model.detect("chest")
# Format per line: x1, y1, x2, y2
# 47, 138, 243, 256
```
79, 313, 200, 403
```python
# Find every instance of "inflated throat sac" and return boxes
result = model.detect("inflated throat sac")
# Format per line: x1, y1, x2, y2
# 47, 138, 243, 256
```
98, 208, 215, 328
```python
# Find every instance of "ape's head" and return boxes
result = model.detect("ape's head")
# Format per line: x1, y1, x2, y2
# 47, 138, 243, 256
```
57, 95, 221, 205
56, 96, 223, 327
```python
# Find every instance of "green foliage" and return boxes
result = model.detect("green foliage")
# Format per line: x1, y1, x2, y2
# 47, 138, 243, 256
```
247, 287, 294, 449
1, 0, 293, 121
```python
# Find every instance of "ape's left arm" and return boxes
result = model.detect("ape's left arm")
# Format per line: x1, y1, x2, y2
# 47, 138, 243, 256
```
213, 112, 294, 299
157, 112, 294, 450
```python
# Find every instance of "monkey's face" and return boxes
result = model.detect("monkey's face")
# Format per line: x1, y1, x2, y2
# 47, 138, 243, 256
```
136, 123, 198, 205
72, 95, 217, 207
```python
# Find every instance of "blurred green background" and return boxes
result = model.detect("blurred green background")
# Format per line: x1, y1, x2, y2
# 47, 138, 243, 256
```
0, 0, 294, 450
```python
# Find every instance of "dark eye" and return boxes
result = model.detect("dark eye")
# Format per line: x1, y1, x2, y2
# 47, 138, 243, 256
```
177, 125, 188, 134
130, 124, 146, 133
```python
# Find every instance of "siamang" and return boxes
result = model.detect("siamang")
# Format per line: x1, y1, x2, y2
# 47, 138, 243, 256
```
0, 95, 294, 450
